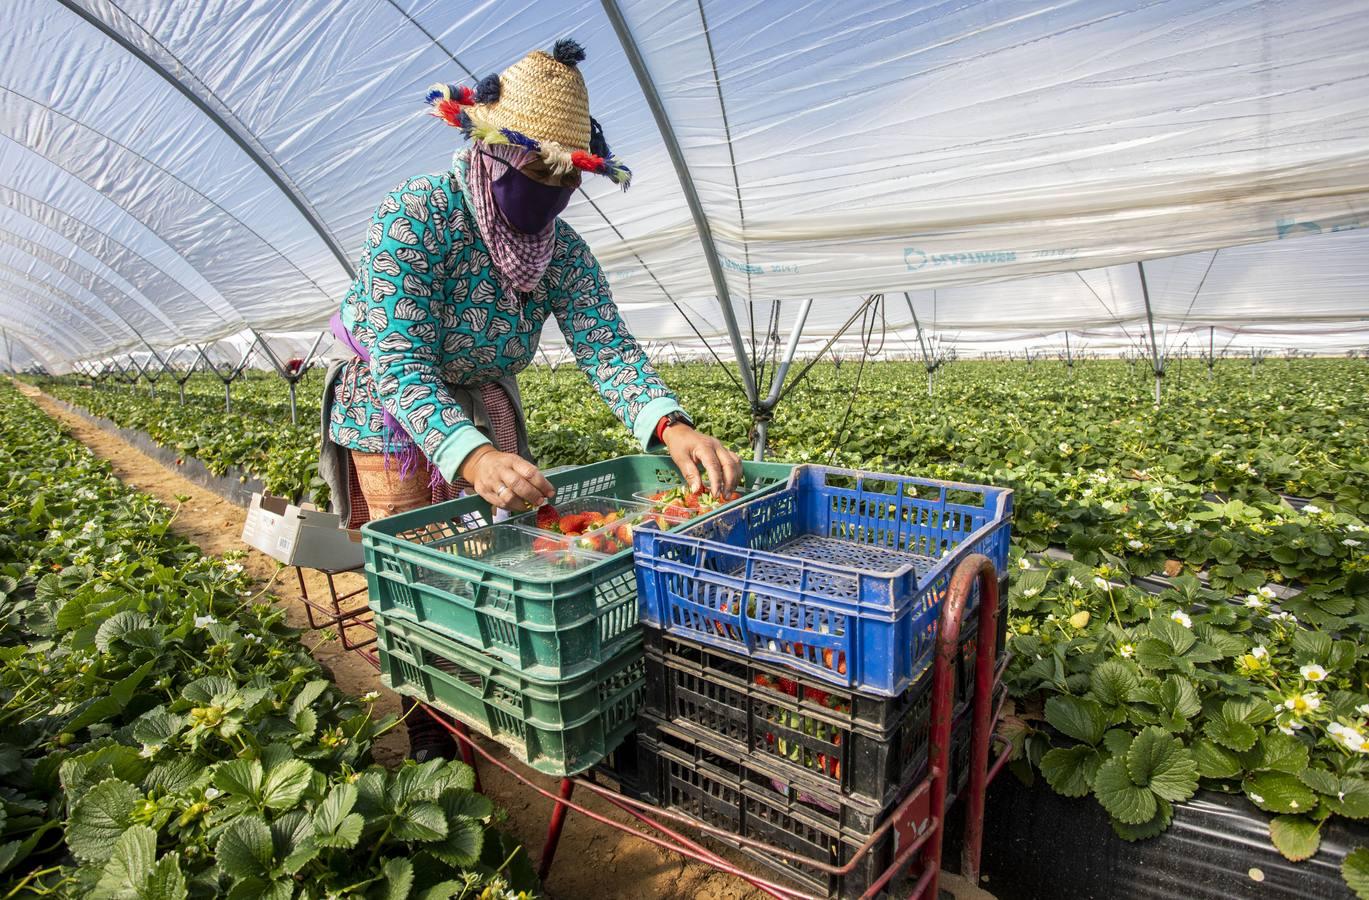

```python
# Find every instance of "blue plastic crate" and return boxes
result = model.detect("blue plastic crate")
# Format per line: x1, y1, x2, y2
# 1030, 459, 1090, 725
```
633, 465, 1011, 696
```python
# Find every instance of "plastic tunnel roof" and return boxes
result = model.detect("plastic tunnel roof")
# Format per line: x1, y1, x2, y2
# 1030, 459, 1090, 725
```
1, 0, 1367, 372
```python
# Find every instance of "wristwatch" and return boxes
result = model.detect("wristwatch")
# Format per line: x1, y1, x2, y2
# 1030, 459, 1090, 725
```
655, 410, 693, 443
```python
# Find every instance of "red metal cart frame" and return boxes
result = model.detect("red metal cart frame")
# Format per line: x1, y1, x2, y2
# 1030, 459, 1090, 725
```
343, 553, 1008, 899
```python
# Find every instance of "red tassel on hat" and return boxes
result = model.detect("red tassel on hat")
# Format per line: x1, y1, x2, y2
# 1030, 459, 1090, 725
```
571, 150, 605, 172
434, 99, 465, 127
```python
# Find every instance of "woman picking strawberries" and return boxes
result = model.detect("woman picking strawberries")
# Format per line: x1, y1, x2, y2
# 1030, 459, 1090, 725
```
318, 38, 739, 758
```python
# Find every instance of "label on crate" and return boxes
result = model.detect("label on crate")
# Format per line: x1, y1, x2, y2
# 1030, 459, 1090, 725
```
892, 786, 933, 854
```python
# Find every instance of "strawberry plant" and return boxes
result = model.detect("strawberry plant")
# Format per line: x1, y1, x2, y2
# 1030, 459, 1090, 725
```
0, 383, 535, 898
1005, 552, 1367, 892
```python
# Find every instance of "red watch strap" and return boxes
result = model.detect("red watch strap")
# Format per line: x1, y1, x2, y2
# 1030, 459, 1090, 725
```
654, 415, 671, 443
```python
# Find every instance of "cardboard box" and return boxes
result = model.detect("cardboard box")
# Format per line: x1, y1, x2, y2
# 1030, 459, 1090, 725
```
241, 493, 364, 570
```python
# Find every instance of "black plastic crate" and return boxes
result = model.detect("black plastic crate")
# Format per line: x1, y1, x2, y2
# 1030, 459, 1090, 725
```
642, 619, 988, 808
637, 715, 978, 898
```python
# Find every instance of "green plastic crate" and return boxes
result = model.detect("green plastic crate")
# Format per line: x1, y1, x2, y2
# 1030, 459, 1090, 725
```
362, 455, 793, 679
377, 614, 645, 776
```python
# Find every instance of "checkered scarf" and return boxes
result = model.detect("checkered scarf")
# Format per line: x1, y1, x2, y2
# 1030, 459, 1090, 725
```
462, 145, 556, 293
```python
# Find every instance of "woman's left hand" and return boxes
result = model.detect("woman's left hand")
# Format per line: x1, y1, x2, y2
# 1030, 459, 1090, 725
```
662, 424, 742, 497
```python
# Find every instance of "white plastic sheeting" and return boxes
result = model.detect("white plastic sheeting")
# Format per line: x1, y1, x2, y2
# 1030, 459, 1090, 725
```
0, 0, 1366, 372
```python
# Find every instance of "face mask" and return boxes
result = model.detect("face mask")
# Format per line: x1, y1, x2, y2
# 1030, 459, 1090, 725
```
490, 161, 575, 234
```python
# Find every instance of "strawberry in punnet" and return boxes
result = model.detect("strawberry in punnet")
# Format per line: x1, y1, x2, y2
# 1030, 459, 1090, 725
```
536, 504, 560, 530
575, 532, 606, 553
558, 513, 591, 535
614, 522, 634, 546
532, 535, 570, 557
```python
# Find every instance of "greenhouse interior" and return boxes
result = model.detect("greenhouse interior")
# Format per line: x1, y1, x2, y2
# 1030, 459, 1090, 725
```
0, 1, 1365, 898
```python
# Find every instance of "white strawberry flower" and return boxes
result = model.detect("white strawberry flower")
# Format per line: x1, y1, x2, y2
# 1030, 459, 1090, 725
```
205, 787, 221, 800
1119, 643, 1135, 658
1300, 664, 1327, 682
1284, 692, 1322, 715
1357, 703, 1369, 716
1269, 611, 1297, 624
1127, 539, 1144, 550
1244, 595, 1263, 608
1250, 645, 1269, 660
1345, 539, 1363, 548
224, 562, 244, 575
362, 691, 380, 702
1018, 557, 1032, 571
1258, 586, 1276, 599
1022, 587, 1040, 598
1328, 723, 1368, 754
1303, 504, 1323, 514
1093, 576, 1109, 590
193, 614, 217, 629
1170, 610, 1192, 628
1058, 442, 1071, 455
1182, 523, 1194, 534
1066, 575, 1082, 589
138, 744, 160, 759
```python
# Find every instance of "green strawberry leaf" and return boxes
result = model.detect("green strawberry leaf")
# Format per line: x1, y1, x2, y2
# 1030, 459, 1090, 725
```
1191, 738, 1244, 779
1094, 757, 1157, 826
139, 852, 188, 900
1089, 659, 1138, 708
213, 760, 264, 805
92, 824, 156, 899
1127, 727, 1198, 802
1044, 695, 1108, 746
261, 759, 313, 810
215, 815, 274, 881
1269, 815, 1321, 862
1111, 797, 1173, 842
1244, 772, 1318, 815
69, 778, 141, 864
1251, 730, 1309, 775
1040, 745, 1103, 798
1343, 847, 1369, 900
389, 801, 448, 842
380, 858, 414, 900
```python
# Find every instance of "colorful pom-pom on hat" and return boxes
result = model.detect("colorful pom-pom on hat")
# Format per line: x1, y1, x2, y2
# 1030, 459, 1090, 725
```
424, 38, 631, 188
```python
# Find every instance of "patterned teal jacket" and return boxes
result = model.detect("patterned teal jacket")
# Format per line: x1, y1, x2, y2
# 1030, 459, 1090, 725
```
329, 162, 683, 481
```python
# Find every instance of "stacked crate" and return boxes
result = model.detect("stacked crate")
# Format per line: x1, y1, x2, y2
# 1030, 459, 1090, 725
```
360, 455, 793, 777
630, 465, 1012, 897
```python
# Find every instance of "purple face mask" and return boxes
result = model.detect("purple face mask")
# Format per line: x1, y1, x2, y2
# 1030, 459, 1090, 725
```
491, 161, 575, 234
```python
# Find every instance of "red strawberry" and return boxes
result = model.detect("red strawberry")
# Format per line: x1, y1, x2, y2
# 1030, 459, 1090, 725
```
536, 504, 559, 530
663, 503, 693, 519
532, 536, 568, 555
576, 533, 606, 553
776, 677, 798, 697
559, 513, 591, 535
615, 522, 634, 545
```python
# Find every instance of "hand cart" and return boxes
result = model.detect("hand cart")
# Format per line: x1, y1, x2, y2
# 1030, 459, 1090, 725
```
350, 553, 1010, 900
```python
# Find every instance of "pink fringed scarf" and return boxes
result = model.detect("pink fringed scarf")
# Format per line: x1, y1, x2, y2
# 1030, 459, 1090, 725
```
462, 145, 557, 293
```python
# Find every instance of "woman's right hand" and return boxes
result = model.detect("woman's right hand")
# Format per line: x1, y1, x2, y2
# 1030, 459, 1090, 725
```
460, 446, 555, 512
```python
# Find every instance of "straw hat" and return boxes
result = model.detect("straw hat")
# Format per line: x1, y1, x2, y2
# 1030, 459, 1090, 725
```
425, 38, 631, 188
